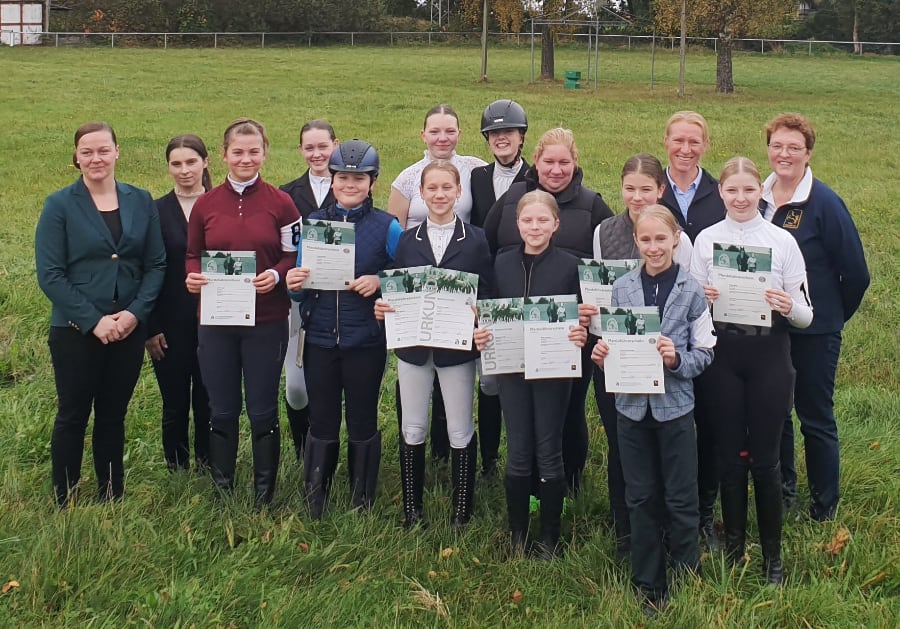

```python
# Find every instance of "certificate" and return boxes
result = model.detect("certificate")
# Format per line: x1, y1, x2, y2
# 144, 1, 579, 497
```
379, 266, 428, 350
301, 219, 355, 290
579, 258, 640, 335
418, 267, 478, 350
200, 250, 256, 326
476, 297, 525, 375
710, 243, 773, 327
523, 295, 581, 380
600, 306, 664, 393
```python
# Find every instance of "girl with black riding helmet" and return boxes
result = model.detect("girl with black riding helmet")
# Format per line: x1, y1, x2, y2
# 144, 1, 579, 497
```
279, 120, 340, 462
287, 140, 402, 519
469, 99, 530, 478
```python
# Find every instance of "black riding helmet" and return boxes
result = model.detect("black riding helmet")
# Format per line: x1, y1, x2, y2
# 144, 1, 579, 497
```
480, 99, 528, 139
328, 139, 380, 179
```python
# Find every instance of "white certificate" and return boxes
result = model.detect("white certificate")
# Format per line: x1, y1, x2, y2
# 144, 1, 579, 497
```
710, 243, 773, 327
379, 266, 428, 350
476, 298, 525, 375
418, 267, 478, 351
200, 250, 256, 326
523, 295, 581, 380
579, 258, 640, 335
301, 219, 355, 290
600, 306, 664, 393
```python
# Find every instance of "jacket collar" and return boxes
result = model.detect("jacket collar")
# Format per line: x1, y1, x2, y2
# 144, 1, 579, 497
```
524, 166, 585, 205
413, 215, 466, 265
71, 177, 133, 248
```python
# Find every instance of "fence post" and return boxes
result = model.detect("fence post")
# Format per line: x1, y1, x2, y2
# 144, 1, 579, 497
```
164, 33, 167, 49
214, 33, 217, 48
55, 32, 58, 47
761, 39, 764, 53
110, 33, 114, 48
261, 33, 265, 48
390, 30, 393, 46
351, 32, 354, 46
808, 39, 812, 56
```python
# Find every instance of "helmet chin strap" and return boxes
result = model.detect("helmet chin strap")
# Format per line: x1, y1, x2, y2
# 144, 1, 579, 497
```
495, 147, 522, 168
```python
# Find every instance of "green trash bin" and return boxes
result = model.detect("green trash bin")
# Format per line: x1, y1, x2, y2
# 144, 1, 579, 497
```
564, 70, 581, 89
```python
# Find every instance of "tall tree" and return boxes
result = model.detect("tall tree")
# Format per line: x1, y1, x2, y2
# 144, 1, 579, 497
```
654, 0, 794, 93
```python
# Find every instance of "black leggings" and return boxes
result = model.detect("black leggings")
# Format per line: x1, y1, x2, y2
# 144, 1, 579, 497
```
304, 344, 386, 442
702, 332, 794, 474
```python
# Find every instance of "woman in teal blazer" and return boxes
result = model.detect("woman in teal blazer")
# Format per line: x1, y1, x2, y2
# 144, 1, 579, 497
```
35, 121, 166, 507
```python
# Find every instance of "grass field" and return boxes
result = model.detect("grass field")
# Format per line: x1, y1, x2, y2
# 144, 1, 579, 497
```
0, 44, 898, 627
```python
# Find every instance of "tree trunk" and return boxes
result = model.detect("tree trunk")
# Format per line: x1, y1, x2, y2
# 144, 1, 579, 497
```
852, 8, 862, 55
540, 24, 555, 80
716, 33, 734, 94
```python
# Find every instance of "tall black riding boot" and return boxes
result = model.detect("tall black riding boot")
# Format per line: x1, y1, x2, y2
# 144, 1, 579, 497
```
285, 400, 309, 461
399, 438, 426, 528
505, 474, 531, 557
209, 422, 239, 496
477, 390, 502, 477
303, 433, 339, 519
162, 409, 190, 471
533, 477, 566, 560
720, 465, 749, 566
698, 486, 721, 552
753, 463, 785, 585
450, 435, 477, 527
251, 421, 281, 509
430, 377, 450, 463
348, 431, 382, 510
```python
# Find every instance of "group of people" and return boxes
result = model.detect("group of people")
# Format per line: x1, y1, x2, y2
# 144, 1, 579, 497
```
35, 104, 869, 614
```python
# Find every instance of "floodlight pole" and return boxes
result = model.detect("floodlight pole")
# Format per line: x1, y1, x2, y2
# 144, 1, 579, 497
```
678, 0, 686, 97
480, 0, 489, 81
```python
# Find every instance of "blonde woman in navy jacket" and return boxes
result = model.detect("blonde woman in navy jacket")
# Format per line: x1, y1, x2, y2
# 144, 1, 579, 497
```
36, 121, 166, 506
376, 161, 494, 528
591, 205, 714, 614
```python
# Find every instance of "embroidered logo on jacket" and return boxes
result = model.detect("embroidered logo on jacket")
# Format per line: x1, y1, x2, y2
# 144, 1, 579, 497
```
782, 209, 803, 230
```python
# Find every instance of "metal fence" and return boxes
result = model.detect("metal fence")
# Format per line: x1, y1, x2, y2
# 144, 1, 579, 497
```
10, 30, 898, 55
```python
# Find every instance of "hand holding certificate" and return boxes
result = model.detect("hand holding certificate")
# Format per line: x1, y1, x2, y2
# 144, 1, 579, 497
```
598, 306, 664, 393
301, 218, 356, 290
710, 242, 773, 327
199, 250, 257, 326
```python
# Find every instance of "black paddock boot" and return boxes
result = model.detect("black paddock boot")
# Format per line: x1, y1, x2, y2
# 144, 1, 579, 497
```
477, 390, 502, 477
450, 435, 477, 527
753, 464, 785, 585
251, 421, 281, 509
720, 466, 749, 566
533, 477, 566, 560
348, 431, 382, 510
399, 438, 426, 528
208, 422, 239, 496
699, 486, 721, 552
285, 400, 309, 461
505, 474, 531, 557
303, 433, 339, 519
162, 411, 190, 472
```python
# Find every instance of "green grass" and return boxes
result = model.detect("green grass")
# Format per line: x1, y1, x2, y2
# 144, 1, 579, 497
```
0, 44, 898, 627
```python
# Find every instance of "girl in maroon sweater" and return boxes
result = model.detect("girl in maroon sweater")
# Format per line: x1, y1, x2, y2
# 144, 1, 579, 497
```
186, 118, 300, 507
